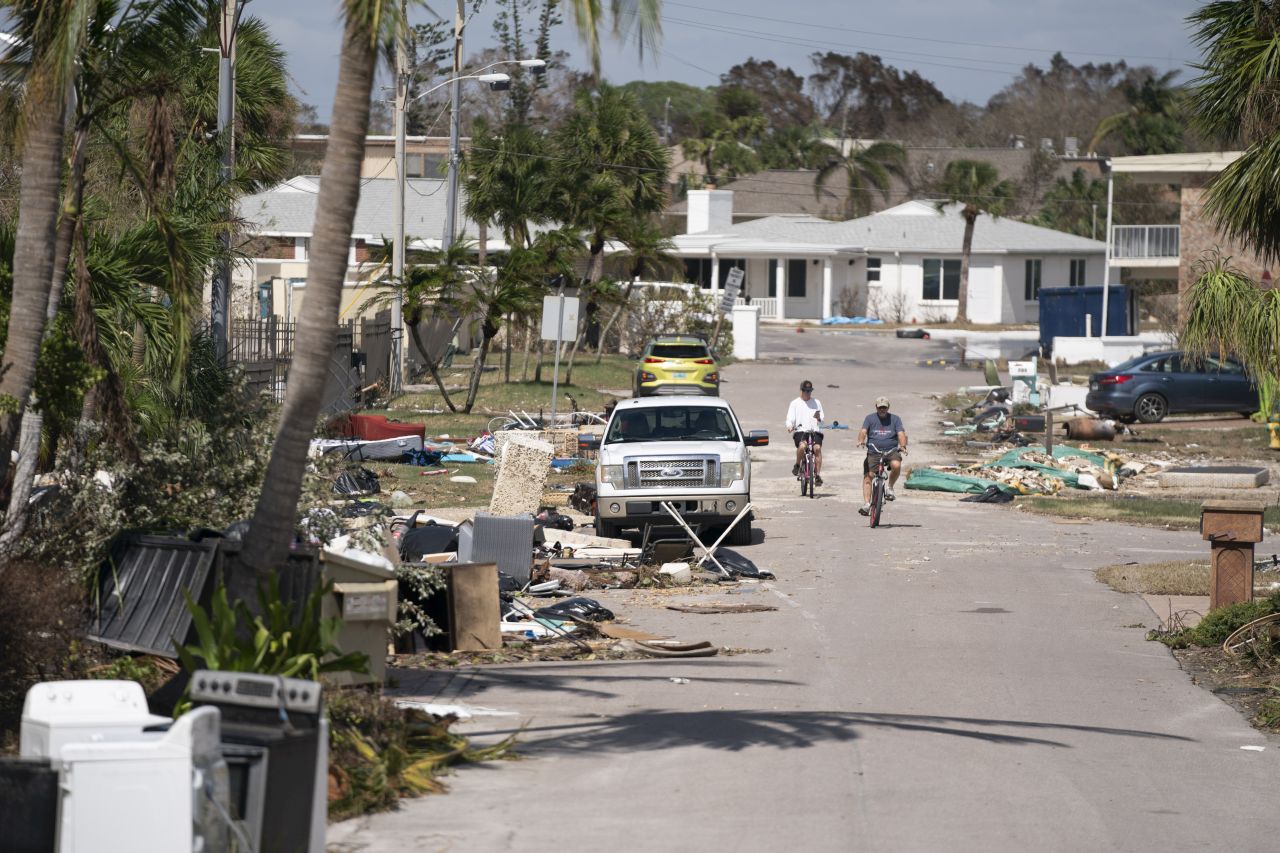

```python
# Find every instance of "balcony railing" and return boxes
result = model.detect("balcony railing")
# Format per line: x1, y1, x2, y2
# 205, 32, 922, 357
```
1111, 224, 1180, 259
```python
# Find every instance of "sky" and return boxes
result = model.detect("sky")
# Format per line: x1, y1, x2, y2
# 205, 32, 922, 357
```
256, 0, 1206, 123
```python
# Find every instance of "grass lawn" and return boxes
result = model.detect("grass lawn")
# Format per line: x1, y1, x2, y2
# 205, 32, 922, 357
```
378, 353, 635, 439
1121, 424, 1277, 461
1015, 494, 1280, 530
1095, 560, 1211, 595
366, 459, 595, 512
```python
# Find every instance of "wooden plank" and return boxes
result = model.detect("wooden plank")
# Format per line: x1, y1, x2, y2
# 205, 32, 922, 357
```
447, 562, 501, 651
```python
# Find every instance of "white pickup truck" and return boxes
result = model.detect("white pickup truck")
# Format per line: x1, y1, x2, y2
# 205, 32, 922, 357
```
586, 396, 768, 546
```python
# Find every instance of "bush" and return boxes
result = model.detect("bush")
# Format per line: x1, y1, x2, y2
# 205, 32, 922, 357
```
1152, 592, 1280, 649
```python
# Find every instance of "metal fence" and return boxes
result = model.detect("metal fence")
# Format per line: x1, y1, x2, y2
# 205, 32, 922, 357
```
229, 313, 395, 414
1111, 224, 1180, 259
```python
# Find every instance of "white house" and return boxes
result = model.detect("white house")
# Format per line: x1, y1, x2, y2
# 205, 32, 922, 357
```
671, 191, 1107, 324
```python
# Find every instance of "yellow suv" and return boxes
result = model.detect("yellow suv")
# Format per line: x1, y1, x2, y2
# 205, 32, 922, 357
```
633, 336, 720, 397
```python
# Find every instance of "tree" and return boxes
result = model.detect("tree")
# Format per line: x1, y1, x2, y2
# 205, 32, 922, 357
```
1035, 168, 1108, 238
619, 80, 717, 144
1188, 0, 1280, 262
813, 140, 906, 219
1088, 71, 1184, 155
241, 0, 401, 573
0, 0, 88, 488
720, 58, 815, 130
680, 114, 765, 186
808, 51, 949, 138
595, 213, 678, 361
936, 159, 1017, 323
463, 120, 555, 251
567, 0, 661, 80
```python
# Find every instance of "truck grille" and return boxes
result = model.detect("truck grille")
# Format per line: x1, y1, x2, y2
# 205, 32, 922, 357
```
626, 457, 718, 489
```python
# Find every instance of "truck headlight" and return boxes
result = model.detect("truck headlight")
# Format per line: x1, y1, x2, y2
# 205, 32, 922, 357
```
601, 465, 626, 487
720, 462, 743, 485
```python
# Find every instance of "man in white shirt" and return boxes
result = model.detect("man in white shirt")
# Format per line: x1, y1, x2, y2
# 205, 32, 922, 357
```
785, 379, 824, 485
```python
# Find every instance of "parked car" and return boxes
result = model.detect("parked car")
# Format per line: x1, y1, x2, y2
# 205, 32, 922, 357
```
633, 335, 719, 397
587, 395, 767, 544
1085, 351, 1257, 423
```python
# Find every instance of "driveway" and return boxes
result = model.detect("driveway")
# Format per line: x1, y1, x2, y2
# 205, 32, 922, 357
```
329, 328, 1278, 852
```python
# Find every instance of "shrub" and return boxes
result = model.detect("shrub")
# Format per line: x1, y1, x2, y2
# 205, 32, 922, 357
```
1152, 592, 1280, 649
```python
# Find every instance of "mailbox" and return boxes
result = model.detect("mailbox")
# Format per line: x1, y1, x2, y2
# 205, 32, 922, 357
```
1201, 500, 1266, 610
321, 547, 398, 686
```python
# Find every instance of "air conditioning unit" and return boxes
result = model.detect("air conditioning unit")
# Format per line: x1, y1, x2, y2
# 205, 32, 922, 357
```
1064, 136, 1079, 157
1039, 138, 1054, 153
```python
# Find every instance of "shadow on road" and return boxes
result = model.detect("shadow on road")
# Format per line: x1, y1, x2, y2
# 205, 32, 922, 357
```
469, 709, 1196, 754
394, 660, 797, 702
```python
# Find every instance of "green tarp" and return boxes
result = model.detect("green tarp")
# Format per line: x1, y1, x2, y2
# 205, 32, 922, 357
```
905, 469, 1018, 495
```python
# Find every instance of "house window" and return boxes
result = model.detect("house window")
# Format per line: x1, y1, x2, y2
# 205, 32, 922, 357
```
1069, 258, 1087, 287
922, 258, 961, 300
1025, 258, 1042, 301
683, 258, 712, 288
867, 257, 882, 284
718, 259, 746, 289
787, 259, 807, 298
768, 259, 778, 298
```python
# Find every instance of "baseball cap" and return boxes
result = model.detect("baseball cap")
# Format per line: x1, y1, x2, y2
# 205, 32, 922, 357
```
800, 380, 814, 391
874, 396, 890, 408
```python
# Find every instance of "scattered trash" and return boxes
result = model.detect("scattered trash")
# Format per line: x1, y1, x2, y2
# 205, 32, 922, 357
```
1241, 745, 1266, 752
666, 604, 778, 614
959, 485, 1016, 504
392, 701, 517, 719
533, 597, 615, 623
822, 316, 884, 325
570, 482, 597, 514
535, 507, 575, 531
711, 548, 776, 579
420, 468, 449, 477
332, 467, 380, 496
620, 639, 718, 658
450, 475, 477, 484
894, 328, 931, 339
668, 677, 691, 684
1064, 417, 1117, 441
659, 561, 693, 584
395, 514, 459, 561
401, 448, 444, 466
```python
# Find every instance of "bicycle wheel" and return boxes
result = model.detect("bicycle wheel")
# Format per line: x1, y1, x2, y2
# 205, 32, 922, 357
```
869, 477, 884, 527
800, 460, 809, 496
807, 462, 816, 499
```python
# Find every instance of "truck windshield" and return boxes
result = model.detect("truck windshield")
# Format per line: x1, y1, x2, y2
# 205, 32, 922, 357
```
606, 406, 740, 443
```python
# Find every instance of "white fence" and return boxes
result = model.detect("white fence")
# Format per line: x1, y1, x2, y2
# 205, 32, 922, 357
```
1111, 225, 1180, 259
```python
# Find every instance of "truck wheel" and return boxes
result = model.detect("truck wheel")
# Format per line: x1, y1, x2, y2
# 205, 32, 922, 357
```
596, 518, 620, 539
725, 520, 753, 547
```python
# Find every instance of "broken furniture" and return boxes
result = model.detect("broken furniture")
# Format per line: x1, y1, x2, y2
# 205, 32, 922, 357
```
444, 562, 502, 651
1201, 500, 1266, 610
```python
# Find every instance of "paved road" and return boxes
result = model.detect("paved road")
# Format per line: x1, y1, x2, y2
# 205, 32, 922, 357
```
329, 328, 1279, 852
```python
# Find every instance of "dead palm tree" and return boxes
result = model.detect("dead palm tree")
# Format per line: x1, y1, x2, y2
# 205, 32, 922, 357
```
935, 159, 1017, 323
241, 0, 402, 573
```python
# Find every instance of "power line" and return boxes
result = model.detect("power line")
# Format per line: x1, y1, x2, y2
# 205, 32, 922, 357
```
664, 0, 1198, 66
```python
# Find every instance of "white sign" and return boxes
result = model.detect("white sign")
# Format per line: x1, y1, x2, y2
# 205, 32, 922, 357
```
719, 267, 744, 314
540, 295, 580, 342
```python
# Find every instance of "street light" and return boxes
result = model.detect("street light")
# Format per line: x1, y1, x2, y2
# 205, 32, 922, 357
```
390, 69, 515, 387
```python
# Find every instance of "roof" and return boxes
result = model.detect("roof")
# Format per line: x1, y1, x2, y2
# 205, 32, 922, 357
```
673, 201, 1105, 256
1110, 151, 1242, 183
237, 175, 497, 249
667, 169, 846, 220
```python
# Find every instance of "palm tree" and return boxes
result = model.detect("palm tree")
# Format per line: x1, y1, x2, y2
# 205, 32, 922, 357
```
936, 159, 1017, 323
1088, 71, 1184, 155
813, 140, 906, 220
241, 0, 401, 574
1187, 0, 1280, 263
552, 84, 669, 382
1035, 168, 1108, 239
1182, 254, 1278, 422
463, 120, 555, 252
681, 114, 766, 187
0, 1, 89, 489
567, 0, 661, 80
459, 256, 540, 412
595, 214, 678, 361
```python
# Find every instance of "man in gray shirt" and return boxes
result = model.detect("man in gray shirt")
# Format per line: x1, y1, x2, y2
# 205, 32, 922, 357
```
856, 395, 907, 515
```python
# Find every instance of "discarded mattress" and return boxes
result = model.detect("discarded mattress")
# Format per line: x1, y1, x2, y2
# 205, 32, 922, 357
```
332, 413, 426, 441
310, 434, 424, 461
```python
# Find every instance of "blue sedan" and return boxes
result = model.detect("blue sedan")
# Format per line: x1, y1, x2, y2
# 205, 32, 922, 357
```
1085, 351, 1257, 423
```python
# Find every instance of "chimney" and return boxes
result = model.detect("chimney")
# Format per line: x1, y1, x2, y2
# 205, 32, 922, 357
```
1039, 137, 1054, 153
686, 189, 734, 234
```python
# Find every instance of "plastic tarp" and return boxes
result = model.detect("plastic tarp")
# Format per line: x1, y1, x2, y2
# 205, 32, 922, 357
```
821, 316, 884, 325
905, 469, 1019, 495
981, 444, 1112, 489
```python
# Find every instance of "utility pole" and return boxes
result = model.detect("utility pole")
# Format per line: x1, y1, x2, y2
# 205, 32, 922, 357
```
212, 1, 243, 364
1100, 162, 1114, 340
442, 0, 465, 249
391, 0, 408, 393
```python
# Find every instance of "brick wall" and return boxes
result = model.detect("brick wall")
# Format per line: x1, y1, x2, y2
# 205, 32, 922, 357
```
1180, 177, 1272, 298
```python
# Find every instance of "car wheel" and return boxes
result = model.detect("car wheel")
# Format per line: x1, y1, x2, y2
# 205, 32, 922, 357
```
1117, 414, 1137, 425
724, 520, 752, 546
1135, 393, 1168, 424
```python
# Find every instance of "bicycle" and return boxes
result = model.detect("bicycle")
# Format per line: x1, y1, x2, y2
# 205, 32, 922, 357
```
797, 431, 818, 498
865, 448, 904, 528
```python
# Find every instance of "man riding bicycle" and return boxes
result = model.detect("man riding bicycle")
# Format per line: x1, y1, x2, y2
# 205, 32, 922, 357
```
857, 395, 907, 516
786, 379, 824, 486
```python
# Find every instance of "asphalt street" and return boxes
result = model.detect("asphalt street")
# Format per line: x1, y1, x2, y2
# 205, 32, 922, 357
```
328, 327, 1279, 853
